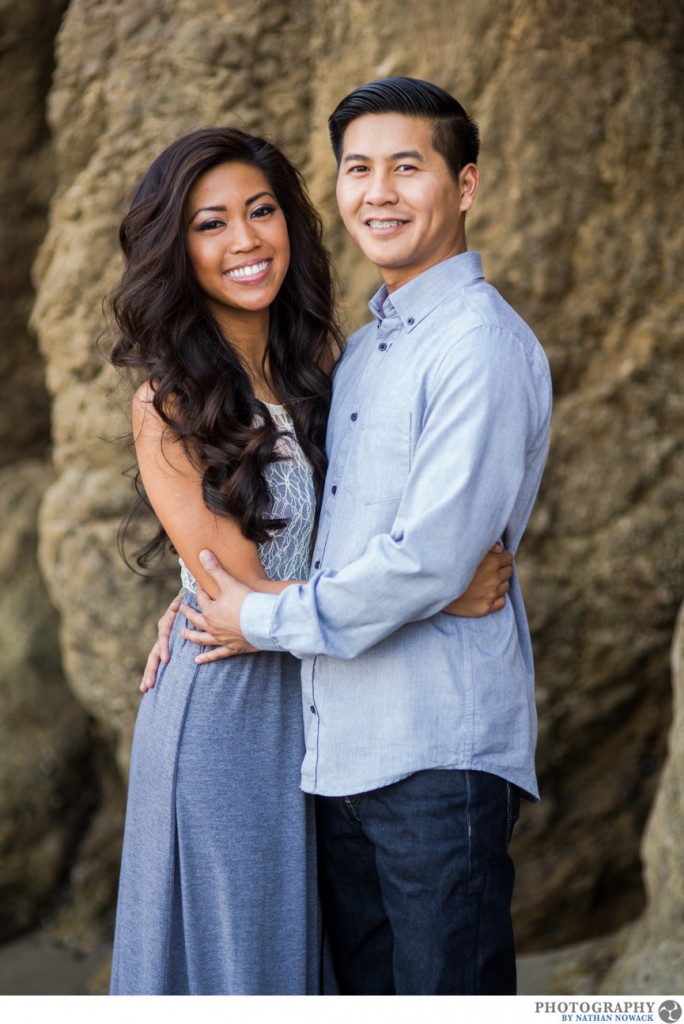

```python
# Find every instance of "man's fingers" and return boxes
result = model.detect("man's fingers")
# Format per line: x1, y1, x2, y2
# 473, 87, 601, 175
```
182, 628, 220, 646
181, 603, 209, 631
199, 549, 230, 582
194, 646, 236, 664
195, 641, 258, 663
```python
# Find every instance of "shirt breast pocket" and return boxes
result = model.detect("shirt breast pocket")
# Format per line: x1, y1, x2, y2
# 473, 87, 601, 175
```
344, 409, 411, 505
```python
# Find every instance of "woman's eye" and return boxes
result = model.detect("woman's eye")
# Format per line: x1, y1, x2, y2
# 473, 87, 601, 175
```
251, 204, 276, 218
197, 218, 223, 231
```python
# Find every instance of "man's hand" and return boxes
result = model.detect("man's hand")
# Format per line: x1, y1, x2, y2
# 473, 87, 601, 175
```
140, 591, 183, 693
443, 544, 513, 617
181, 550, 259, 663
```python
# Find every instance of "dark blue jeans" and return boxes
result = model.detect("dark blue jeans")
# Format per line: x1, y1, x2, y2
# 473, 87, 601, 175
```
315, 768, 520, 995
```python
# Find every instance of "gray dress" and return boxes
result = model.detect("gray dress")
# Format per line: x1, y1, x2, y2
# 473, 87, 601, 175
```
110, 406, 322, 995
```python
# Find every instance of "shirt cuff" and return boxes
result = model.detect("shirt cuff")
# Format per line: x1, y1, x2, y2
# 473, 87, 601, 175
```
240, 591, 283, 652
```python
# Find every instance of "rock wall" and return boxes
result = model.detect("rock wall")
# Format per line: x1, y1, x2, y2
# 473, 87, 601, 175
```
545, 602, 684, 994
13, 0, 684, 981
0, 0, 99, 943
601, 603, 684, 991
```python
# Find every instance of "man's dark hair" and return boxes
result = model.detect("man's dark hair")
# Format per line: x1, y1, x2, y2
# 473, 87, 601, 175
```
328, 77, 480, 181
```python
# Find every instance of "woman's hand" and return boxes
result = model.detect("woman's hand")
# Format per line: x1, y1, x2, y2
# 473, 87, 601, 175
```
442, 545, 513, 617
139, 592, 182, 692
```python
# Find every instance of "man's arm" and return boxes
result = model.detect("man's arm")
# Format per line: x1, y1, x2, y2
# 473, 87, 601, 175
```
178, 543, 513, 666
187, 326, 549, 661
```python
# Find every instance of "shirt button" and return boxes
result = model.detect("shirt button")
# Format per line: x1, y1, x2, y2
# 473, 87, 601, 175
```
378, 342, 387, 351
309, 705, 316, 714
314, 560, 320, 568
350, 412, 358, 421
407, 317, 415, 325
331, 485, 337, 494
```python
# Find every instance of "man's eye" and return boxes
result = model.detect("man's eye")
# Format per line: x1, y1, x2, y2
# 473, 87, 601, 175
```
348, 165, 369, 174
396, 164, 417, 172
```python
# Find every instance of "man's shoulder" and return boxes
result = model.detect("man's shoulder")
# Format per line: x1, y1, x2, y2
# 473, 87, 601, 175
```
443, 279, 544, 351
430, 281, 551, 394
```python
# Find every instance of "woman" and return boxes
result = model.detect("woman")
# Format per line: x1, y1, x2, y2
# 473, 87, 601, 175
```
108, 126, 510, 995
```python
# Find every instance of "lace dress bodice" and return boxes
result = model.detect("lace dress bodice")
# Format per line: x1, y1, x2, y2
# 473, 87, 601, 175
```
180, 404, 316, 592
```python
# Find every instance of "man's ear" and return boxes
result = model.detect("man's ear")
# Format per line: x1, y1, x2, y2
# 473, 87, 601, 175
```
459, 164, 479, 213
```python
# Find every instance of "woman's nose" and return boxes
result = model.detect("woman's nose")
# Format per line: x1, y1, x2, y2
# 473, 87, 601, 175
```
228, 219, 261, 252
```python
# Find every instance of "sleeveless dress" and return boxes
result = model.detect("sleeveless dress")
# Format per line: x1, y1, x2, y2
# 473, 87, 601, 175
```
110, 405, 322, 995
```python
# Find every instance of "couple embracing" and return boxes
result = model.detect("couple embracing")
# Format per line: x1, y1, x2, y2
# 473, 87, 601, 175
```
108, 76, 552, 996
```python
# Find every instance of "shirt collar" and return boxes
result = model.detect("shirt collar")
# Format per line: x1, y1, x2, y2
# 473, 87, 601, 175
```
368, 251, 485, 332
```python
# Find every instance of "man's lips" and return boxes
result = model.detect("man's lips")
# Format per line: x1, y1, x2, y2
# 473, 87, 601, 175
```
365, 218, 408, 227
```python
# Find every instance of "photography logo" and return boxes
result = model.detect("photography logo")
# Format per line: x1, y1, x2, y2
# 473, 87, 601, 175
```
535, 1000, 682, 1022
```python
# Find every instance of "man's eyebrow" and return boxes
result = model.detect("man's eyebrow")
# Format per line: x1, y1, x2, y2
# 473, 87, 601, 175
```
342, 150, 425, 163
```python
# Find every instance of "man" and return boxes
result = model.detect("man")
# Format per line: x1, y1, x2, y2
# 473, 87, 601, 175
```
178, 78, 552, 994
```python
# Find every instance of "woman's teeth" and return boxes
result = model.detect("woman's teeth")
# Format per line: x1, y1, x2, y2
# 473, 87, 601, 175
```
226, 260, 269, 279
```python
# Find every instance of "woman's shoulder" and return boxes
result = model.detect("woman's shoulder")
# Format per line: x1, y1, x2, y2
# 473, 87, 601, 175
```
132, 380, 182, 427
131, 380, 182, 447
132, 380, 159, 432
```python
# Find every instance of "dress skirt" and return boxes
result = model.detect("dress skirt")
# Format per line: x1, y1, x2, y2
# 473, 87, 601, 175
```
110, 592, 322, 994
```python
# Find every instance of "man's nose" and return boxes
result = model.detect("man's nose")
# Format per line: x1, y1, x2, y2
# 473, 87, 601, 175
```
364, 171, 398, 204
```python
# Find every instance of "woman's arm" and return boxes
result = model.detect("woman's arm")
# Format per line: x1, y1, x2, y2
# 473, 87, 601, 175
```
132, 382, 299, 600
133, 381, 306, 690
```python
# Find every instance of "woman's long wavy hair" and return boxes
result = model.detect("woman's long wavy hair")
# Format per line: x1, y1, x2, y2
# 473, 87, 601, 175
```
109, 127, 342, 568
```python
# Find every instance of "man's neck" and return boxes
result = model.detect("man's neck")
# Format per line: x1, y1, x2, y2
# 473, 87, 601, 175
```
382, 246, 469, 295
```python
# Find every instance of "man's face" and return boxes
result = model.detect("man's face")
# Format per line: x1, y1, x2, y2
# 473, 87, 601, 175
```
335, 112, 478, 292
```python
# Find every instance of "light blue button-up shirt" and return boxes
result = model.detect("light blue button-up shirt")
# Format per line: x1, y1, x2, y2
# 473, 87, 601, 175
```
241, 252, 552, 799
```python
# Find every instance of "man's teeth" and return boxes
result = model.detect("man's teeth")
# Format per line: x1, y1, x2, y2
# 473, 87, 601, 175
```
226, 260, 269, 279
368, 219, 404, 228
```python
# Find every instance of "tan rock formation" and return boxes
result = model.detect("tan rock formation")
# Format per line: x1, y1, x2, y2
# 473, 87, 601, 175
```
19, 0, 684, 979
544, 603, 684, 993
0, 0, 99, 944
0, 0, 66, 464
599, 603, 684, 992
0, 462, 93, 940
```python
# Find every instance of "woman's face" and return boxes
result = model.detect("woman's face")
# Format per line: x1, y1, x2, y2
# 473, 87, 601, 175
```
185, 161, 290, 330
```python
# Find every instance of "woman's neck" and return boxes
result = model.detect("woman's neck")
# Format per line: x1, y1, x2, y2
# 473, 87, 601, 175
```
212, 305, 278, 404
